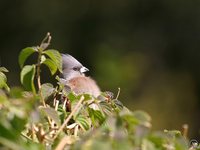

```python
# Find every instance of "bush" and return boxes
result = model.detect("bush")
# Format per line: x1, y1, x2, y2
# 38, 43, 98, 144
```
0, 33, 198, 150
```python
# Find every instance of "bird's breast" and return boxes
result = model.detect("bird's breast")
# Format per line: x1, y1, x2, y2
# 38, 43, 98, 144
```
67, 76, 101, 97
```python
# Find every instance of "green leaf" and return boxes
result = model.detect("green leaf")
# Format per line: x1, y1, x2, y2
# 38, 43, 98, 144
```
0, 72, 10, 91
57, 106, 68, 124
77, 94, 92, 101
19, 47, 36, 68
40, 83, 55, 101
76, 115, 90, 130
67, 92, 77, 103
20, 65, 36, 93
0, 72, 7, 88
39, 107, 61, 126
0, 67, 9, 72
88, 108, 105, 127
99, 101, 112, 115
43, 50, 62, 73
42, 58, 57, 75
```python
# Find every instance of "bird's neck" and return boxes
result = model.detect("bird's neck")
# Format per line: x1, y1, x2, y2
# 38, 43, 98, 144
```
64, 72, 85, 81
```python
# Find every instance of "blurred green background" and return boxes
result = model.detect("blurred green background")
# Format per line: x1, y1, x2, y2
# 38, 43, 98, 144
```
1, 0, 200, 139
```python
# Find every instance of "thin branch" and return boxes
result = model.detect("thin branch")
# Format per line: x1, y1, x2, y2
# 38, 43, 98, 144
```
40, 32, 51, 48
36, 32, 52, 107
55, 100, 59, 111
36, 53, 42, 89
53, 96, 85, 140
182, 124, 189, 138
115, 87, 121, 100
20, 133, 32, 141
36, 33, 53, 124
36, 51, 48, 108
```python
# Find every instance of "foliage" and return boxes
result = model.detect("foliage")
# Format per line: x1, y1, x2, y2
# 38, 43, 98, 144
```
0, 33, 199, 150
0, 67, 10, 92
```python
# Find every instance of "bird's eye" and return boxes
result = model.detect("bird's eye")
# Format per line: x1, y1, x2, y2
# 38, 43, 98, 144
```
72, 67, 79, 71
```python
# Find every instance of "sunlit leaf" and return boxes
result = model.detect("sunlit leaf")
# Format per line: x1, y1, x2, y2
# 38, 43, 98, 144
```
77, 93, 92, 101
0, 67, 9, 72
43, 50, 62, 73
20, 65, 36, 93
0, 72, 7, 88
42, 58, 57, 75
19, 47, 36, 68
67, 92, 77, 103
0, 72, 10, 91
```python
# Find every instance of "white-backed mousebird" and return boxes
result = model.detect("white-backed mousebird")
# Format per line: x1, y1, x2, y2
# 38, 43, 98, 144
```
61, 54, 101, 97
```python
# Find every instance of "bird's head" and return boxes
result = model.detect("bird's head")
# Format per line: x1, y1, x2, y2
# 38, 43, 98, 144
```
61, 54, 89, 80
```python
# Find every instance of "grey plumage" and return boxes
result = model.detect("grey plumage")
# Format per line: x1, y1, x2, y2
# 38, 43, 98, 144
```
62, 54, 84, 80
61, 54, 101, 97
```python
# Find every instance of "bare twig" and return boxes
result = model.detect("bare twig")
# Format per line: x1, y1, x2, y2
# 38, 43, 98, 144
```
36, 49, 45, 107
63, 99, 67, 110
55, 100, 59, 111
182, 124, 189, 138
53, 96, 85, 140
115, 87, 121, 100
20, 133, 32, 141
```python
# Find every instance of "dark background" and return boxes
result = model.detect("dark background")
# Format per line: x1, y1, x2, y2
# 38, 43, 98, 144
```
1, 0, 200, 139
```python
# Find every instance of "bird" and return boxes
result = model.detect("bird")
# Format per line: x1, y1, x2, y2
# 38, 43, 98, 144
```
61, 54, 101, 97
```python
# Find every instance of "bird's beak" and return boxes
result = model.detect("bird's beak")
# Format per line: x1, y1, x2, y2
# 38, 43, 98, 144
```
80, 66, 89, 73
